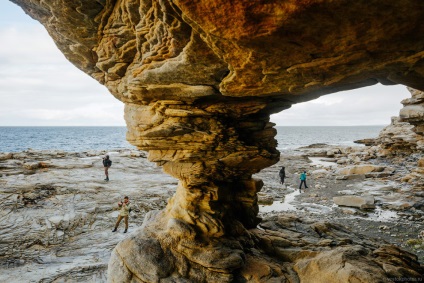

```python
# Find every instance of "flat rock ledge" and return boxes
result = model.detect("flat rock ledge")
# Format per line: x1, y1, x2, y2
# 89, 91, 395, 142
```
108, 211, 423, 283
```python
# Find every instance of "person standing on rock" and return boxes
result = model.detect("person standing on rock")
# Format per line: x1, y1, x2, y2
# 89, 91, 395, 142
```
112, 196, 131, 233
299, 171, 308, 191
102, 155, 112, 181
279, 166, 286, 185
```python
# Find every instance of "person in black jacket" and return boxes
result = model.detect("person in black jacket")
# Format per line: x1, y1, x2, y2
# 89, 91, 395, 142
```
279, 166, 286, 185
103, 155, 112, 181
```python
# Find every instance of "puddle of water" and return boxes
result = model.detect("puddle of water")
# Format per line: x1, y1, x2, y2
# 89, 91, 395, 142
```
369, 206, 399, 221
259, 190, 300, 213
299, 203, 333, 214
309, 157, 337, 168
337, 206, 400, 222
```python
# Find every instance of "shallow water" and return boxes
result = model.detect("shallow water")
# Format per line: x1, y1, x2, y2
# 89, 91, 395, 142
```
260, 189, 400, 222
299, 202, 333, 214
309, 157, 338, 168
259, 190, 300, 213
369, 206, 399, 222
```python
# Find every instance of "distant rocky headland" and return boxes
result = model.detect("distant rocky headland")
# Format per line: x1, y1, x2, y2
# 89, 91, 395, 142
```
6, 0, 424, 281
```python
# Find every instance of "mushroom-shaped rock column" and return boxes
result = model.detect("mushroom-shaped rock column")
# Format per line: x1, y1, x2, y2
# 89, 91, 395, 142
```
109, 97, 289, 281
125, 98, 287, 235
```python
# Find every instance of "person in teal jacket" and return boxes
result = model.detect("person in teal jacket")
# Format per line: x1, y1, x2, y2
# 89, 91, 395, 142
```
299, 171, 308, 190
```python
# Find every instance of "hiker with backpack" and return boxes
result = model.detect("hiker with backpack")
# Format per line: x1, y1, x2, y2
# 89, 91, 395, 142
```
112, 196, 131, 233
103, 154, 112, 181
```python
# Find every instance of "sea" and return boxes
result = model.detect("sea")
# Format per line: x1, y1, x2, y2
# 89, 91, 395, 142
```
0, 126, 385, 153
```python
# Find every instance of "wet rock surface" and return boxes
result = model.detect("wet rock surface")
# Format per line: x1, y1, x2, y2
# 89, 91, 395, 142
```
0, 149, 177, 282
257, 144, 424, 267
1, 145, 423, 282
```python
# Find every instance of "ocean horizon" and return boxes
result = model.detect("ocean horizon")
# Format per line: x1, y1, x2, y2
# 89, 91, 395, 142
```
0, 125, 386, 153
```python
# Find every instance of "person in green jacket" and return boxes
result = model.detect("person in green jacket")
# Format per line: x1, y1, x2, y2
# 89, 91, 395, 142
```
112, 196, 131, 233
299, 171, 308, 191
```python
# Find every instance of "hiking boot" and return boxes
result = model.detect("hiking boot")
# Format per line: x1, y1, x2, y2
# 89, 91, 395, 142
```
112, 228, 117, 232
124, 229, 127, 233
104, 178, 109, 181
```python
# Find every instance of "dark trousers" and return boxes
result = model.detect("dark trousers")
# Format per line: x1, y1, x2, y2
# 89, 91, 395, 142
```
299, 180, 308, 189
115, 215, 128, 229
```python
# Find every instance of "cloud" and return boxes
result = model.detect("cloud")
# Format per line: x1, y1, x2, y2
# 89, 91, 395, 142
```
0, 26, 65, 65
271, 84, 411, 126
0, 21, 125, 126
26, 104, 122, 120
0, 103, 125, 126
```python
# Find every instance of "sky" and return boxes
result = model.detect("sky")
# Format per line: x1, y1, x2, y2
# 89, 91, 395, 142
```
0, 1, 411, 127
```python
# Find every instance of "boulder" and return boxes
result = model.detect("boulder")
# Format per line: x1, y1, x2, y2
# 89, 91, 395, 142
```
22, 162, 40, 170
0, 153, 13, 160
294, 246, 388, 282
258, 193, 274, 205
333, 196, 375, 209
312, 169, 329, 178
336, 165, 385, 175
400, 105, 424, 121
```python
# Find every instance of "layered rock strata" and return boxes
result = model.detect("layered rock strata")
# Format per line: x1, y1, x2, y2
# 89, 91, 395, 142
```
357, 87, 424, 156
124, 98, 289, 237
355, 87, 424, 190
0, 149, 176, 282
109, 212, 423, 282
1, 147, 423, 282
8, 0, 424, 281
10, 0, 424, 99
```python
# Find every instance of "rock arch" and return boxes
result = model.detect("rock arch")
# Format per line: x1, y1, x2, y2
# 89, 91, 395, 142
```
10, 0, 424, 281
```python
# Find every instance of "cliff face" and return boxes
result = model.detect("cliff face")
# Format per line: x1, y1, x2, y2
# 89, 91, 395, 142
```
357, 88, 424, 156
356, 87, 424, 190
9, 0, 424, 282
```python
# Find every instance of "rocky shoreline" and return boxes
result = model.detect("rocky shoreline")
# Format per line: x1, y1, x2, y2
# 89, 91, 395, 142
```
0, 149, 177, 282
0, 143, 422, 282
256, 144, 424, 264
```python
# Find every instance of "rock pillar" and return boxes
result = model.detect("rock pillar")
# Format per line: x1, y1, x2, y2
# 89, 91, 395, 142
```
125, 98, 286, 237
107, 98, 290, 282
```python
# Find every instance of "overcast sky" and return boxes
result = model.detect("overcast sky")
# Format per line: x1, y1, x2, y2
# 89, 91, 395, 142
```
0, 1, 410, 127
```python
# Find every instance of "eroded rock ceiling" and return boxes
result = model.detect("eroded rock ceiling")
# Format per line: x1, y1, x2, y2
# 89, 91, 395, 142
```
11, 0, 424, 103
